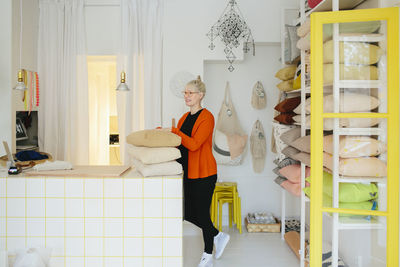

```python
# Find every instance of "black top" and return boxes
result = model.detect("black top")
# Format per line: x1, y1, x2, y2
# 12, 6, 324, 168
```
177, 109, 203, 179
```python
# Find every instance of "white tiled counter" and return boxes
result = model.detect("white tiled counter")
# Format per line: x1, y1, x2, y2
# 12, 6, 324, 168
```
0, 169, 183, 267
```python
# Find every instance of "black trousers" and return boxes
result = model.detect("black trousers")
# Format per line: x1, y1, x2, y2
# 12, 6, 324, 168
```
184, 175, 219, 254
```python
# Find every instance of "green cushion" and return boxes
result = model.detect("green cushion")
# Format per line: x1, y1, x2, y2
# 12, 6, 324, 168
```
303, 188, 376, 217
305, 172, 378, 203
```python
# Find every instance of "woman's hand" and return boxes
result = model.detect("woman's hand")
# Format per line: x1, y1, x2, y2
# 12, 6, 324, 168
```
157, 127, 171, 132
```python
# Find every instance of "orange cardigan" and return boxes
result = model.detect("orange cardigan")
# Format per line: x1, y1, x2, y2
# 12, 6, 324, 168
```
171, 109, 217, 179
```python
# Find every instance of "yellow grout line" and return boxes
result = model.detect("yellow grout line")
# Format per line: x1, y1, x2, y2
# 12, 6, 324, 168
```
162, 177, 164, 266
83, 179, 86, 267
142, 178, 144, 267
44, 178, 47, 248
25, 178, 27, 247
64, 178, 66, 267
122, 177, 125, 267
103, 179, 105, 267
5, 177, 7, 250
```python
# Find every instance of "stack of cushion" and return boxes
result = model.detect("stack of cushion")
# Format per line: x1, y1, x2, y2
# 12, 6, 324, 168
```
322, 135, 387, 177
296, 19, 383, 85
275, 65, 298, 93
304, 172, 378, 217
281, 133, 387, 178
126, 130, 183, 177
273, 96, 301, 125
292, 93, 381, 130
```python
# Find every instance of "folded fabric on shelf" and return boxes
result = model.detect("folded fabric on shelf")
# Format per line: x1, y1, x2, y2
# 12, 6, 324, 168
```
33, 161, 73, 171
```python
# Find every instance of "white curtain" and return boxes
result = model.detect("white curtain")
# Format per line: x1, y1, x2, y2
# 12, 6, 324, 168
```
37, 0, 89, 164
117, 0, 163, 164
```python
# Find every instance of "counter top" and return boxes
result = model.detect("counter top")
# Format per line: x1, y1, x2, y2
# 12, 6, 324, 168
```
0, 165, 183, 179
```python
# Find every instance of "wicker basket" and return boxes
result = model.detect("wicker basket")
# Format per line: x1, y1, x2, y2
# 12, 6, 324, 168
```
245, 217, 281, 233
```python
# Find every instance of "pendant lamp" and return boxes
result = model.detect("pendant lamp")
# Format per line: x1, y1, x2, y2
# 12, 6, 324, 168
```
14, 0, 27, 91
116, 71, 130, 91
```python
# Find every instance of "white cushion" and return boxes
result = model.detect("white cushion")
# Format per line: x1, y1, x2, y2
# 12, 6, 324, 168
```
127, 144, 181, 164
132, 158, 182, 177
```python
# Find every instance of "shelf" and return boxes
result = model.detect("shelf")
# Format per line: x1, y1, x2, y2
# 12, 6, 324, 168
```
305, 0, 365, 17
337, 127, 385, 135
324, 213, 384, 230
338, 33, 385, 42
336, 80, 386, 89
337, 177, 386, 183
295, 0, 366, 24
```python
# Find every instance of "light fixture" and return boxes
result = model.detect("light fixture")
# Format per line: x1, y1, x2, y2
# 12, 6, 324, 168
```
116, 71, 130, 91
14, 70, 28, 91
14, 0, 27, 91
207, 0, 255, 72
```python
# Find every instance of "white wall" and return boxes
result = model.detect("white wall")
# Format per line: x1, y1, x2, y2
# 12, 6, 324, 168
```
0, 0, 12, 155
163, 0, 300, 222
204, 44, 299, 219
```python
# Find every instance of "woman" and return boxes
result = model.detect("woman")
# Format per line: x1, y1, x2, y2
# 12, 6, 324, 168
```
171, 76, 230, 267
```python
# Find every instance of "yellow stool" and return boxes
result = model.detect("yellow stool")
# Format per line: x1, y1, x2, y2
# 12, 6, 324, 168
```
210, 182, 242, 233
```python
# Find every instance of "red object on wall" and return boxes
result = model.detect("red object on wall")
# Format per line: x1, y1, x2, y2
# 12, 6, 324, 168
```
308, 0, 323, 8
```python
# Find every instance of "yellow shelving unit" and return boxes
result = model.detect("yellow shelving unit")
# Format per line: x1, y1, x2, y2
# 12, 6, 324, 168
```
310, 7, 399, 267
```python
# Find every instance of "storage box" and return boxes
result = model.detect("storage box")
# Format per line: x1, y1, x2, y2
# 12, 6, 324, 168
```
245, 217, 281, 233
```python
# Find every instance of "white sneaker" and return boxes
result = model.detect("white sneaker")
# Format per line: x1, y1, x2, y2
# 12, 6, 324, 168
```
198, 252, 213, 267
214, 232, 230, 259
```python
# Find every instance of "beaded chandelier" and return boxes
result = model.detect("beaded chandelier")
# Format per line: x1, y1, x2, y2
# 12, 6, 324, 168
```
207, 0, 255, 72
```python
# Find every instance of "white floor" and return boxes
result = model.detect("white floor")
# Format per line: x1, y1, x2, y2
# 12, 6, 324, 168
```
183, 225, 299, 267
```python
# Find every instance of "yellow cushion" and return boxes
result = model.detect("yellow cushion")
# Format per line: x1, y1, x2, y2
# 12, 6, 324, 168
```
324, 64, 379, 85
323, 40, 383, 65
126, 129, 181, 147
293, 73, 301, 89
277, 79, 295, 92
275, 65, 297, 81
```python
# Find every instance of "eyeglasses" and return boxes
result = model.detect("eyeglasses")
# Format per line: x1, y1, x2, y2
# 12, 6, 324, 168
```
182, 91, 200, 96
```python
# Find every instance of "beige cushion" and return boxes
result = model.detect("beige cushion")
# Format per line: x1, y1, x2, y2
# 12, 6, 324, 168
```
126, 129, 181, 147
277, 80, 295, 92
324, 64, 379, 85
323, 152, 387, 177
275, 65, 297, 81
272, 123, 298, 161
280, 127, 301, 145
282, 146, 301, 158
323, 135, 386, 158
294, 115, 381, 130
132, 158, 182, 177
297, 19, 310, 37
297, 33, 310, 50
293, 93, 380, 114
291, 152, 311, 167
323, 40, 383, 65
126, 144, 181, 164
290, 135, 311, 153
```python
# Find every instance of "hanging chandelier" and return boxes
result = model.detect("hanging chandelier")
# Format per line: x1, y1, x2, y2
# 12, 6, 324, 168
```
207, 0, 255, 72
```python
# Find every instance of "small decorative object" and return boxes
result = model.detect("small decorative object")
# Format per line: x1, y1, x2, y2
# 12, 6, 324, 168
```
169, 71, 195, 98
207, 0, 255, 72
245, 212, 280, 233
251, 81, 266, 109
250, 120, 266, 173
